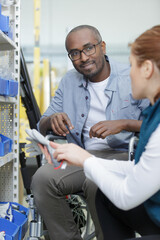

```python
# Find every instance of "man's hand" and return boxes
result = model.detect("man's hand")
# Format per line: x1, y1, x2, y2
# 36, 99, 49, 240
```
89, 120, 125, 139
50, 112, 74, 136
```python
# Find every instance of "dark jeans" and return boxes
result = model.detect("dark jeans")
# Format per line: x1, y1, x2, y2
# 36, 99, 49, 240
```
96, 189, 160, 240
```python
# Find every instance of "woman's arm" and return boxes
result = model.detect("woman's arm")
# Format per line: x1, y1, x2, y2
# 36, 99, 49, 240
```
84, 124, 160, 210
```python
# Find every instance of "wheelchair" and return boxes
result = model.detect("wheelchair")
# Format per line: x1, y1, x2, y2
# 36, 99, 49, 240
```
128, 135, 139, 161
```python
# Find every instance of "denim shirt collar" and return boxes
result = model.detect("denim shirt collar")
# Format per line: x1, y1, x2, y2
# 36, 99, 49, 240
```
106, 56, 117, 92
78, 75, 88, 88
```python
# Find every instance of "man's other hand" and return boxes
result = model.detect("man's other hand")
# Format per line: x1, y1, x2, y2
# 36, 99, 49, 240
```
50, 112, 74, 136
89, 120, 125, 139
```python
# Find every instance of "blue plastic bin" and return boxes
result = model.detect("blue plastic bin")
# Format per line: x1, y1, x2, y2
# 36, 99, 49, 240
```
8, 80, 18, 97
0, 78, 9, 96
0, 134, 12, 156
0, 79, 18, 97
0, 202, 29, 240
11, 202, 29, 239
0, 14, 9, 33
0, 218, 19, 240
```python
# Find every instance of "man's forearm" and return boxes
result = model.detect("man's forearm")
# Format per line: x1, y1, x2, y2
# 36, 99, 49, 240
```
39, 117, 51, 136
122, 119, 142, 132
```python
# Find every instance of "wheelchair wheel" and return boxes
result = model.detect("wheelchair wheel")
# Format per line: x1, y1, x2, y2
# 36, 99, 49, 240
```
66, 195, 86, 231
66, 195, 95, 240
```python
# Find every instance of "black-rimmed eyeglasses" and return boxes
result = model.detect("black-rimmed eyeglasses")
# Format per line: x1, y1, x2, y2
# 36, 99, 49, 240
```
68, 41, 102, 61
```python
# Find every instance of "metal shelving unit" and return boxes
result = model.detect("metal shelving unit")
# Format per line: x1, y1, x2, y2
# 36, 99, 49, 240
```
0, 29, 16, 50
0, 0, 20, 202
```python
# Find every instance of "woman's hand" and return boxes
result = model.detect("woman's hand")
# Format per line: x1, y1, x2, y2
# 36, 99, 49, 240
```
38, 142, 92, 167
53, 142, 92, 167
38, 143, 53, 164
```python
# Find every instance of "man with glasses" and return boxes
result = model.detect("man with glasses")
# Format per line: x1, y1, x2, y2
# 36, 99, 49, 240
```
31, 25, 149, 240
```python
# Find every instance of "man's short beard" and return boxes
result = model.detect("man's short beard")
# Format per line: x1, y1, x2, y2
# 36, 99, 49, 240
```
83, 59, 105, 81
83, 70, 98, 79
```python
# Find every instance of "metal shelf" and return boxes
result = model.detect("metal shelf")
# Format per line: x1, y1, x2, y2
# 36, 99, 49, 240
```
0, 30, 17, 51
0, 95, 17, 103
0, 152, 14, 167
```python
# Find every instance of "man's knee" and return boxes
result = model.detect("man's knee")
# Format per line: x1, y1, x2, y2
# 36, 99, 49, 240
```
31, 163, 56, 195
83, 178, 98, 201
31, 164, 85, 198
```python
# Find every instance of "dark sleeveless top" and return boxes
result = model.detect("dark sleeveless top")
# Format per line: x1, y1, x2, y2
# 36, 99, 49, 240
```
135, 98, 160, 227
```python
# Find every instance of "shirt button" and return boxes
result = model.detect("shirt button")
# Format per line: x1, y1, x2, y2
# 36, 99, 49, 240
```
85, 96, 88, 100
81, 114, 84, 117
76, 132, 79, 136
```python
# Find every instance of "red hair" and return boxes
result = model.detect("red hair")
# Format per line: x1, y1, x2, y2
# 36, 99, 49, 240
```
130, 25, 160, 70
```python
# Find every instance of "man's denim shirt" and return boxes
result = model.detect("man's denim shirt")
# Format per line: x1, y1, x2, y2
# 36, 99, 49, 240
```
39, 56, 149, 151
